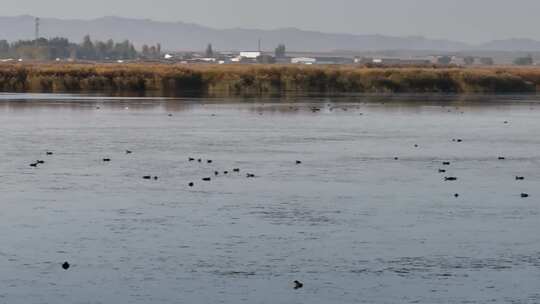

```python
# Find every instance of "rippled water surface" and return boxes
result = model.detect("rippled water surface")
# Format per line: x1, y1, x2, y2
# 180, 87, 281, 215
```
1, 94, 539, 304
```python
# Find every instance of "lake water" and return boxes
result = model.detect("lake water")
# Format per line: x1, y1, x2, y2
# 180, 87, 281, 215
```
1, 93, 539, 304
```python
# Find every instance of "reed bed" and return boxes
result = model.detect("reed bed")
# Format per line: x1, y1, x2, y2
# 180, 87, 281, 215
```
1, 63, 540, 95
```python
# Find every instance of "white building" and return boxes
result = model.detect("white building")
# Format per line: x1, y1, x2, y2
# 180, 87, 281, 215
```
239, 51, 261, 59
356, 57, 431, 65
291, 57, 317, 65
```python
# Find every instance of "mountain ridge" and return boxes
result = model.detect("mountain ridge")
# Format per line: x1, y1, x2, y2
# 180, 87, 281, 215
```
0, 15, 539, 52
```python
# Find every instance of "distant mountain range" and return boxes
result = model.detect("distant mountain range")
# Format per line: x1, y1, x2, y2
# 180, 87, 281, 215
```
1, 15, 540, 52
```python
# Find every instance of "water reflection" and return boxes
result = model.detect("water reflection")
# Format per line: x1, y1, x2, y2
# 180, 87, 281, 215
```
1, 93, 539, 114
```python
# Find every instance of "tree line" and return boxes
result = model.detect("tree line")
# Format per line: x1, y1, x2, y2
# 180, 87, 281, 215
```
0, 35, 162, 61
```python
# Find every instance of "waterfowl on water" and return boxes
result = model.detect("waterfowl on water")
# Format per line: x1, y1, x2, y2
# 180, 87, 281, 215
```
125, 150, 132, 154
293, 280, 304, 290
143, 176, 152, 180
62, 262, 70, 270
521, 193, 530, 198
442, 162, 451, 166
189, 158, 195, 162
189, 182, 194, 187
202, 177, 211, 181
246, 173, 255, 178
233, 168, 240, 172
36, 160, 45, 164
223, 171, 229, 175
515, 176, 525, 180
207, 160, 213, 164
439, 169, 446, 173
214, 171, 219, 176
46, 151, 53, 155
445, 177, 458, 181
102, 158, 111, 162
296, 160, 302, 164
498, 157, 506, 160
29, 162, 38, 167
454, 193, 460, 198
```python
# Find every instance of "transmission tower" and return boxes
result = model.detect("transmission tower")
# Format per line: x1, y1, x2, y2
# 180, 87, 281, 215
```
35, 17, 40, 40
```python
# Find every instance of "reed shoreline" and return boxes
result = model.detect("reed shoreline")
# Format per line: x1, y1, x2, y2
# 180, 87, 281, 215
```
2, 63, 540, 95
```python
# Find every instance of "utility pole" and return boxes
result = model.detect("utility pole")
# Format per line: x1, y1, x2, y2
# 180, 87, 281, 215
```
258, 38, 261, 52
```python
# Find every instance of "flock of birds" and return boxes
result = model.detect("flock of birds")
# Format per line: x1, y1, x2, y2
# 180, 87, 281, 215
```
28, 139, 530, 288
402, 139, 530, 199
25, 105, 533, 292
185, 158, 260, 186
30, 144, 530, 200
435, 158, 529, 198
28, 150, 286, 187
430, 141, 529, 198
28, 147, 306, 289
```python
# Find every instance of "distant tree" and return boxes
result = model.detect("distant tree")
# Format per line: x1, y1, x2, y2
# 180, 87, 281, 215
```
463, 56, 475, 65
149, 46, 157, 58
94, 41, 108, 60
106, 39, 114, 54
142, 44, 150, 58
141, 44, 162, 59
79, 35, 95, 59
0, 40, 10, 56
205, 43, 214, 58
129, 44, 137, 58
513, 55, 533, 66
479, 57, 494, 66
47, 37, 71, 59
0, 36, 144, 61
114, 40, 137, 59
275, 44, 286, 58
437, 56, 452, 65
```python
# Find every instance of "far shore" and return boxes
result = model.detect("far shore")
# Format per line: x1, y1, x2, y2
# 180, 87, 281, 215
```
2, 63, 540, 95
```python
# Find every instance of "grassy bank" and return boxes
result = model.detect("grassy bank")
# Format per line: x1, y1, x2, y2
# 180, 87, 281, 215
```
1, 63, 540, 95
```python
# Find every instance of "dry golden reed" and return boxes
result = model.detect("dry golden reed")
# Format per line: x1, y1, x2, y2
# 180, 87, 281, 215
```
1, 63, 539, 95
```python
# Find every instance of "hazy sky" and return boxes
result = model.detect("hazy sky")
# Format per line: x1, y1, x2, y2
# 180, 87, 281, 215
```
3, 0, 540, 43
